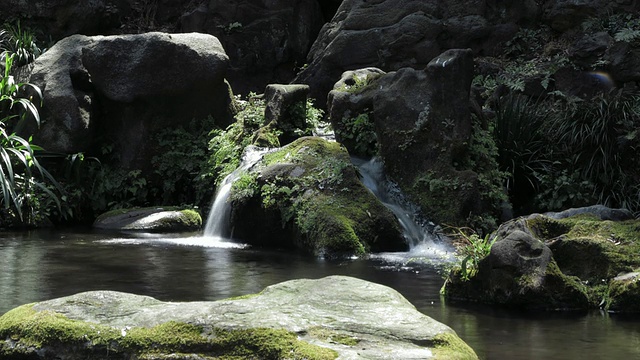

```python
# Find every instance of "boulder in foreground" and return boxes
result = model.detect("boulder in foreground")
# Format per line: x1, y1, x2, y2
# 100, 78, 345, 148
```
0, 276, 478, 359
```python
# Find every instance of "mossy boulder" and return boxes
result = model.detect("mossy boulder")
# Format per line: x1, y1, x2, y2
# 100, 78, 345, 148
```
0, 276, 478, 360
444, 206, 640, 312
93, 207, 202, 232
228, 136, 407, 258
327, 50, 507, 230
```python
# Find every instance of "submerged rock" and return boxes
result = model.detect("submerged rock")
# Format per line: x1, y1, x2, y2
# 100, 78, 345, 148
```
444, 207, 640, 312
94, 207, 202, 232
0, 276, 478, 360
228, 136, 407, 258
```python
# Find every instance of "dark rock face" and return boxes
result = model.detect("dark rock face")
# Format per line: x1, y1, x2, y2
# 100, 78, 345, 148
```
295, 0, 541, 103
607, 41, 640, 83
180, 0, 324, 95
0, 0, 129, 39
28, 32, 234, 172
328, 49, 498, 226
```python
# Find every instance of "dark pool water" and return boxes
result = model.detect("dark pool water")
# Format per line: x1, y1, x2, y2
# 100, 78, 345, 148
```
1, 229, 639, 360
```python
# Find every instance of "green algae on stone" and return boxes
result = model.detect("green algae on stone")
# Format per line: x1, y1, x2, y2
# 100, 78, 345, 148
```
604, 271, 640, 313
0, 304, 337, 359
430, 332, 479, 360
228, 136, 406, 257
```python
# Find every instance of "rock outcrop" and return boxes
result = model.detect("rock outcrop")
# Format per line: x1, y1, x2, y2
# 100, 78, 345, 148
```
294, 0, 541, 103
93, 207, 202, 232
227, 137, 407, 258
443, 207, 640, 312
180, 0, 324, 94
27, 32, 234, 172
327, 49, 505, 228
0, 276, 479, 359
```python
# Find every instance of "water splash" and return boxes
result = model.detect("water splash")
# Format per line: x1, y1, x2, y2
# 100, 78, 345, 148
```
353, 157, 454, 262
204, 146, 268, 240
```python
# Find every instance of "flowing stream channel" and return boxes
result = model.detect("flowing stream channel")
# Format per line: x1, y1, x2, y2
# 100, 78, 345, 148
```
2, 150, 639, 359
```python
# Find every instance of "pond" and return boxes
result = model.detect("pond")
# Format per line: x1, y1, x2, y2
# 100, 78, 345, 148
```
1, 229, 639, 359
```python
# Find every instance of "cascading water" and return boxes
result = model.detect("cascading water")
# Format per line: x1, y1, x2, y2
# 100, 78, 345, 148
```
353, 157, 454, 261
203, 146, 268, 240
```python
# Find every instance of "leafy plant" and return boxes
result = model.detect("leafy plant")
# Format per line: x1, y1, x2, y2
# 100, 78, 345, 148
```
0, 54, 60, 226
152, 116, 216, 207
0, 20, 44, 66
492, 93, 551, 212
542, 90, 640, 213
449, 227, 496, 281
335, 112, 377, 157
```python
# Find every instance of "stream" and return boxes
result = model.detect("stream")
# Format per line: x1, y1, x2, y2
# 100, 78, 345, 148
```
1, 229, 639, 360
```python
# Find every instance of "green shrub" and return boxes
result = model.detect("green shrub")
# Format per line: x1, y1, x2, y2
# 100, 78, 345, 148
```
0, 20, 43, 66
492, 94, 551, 213
540, 90, 640, 214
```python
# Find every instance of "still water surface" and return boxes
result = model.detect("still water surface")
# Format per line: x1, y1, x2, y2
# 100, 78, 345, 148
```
1, 229, 639, 360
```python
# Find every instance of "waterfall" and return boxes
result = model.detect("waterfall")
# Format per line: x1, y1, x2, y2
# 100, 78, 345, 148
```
353, 157, 453, 259
204, 146, 267, 239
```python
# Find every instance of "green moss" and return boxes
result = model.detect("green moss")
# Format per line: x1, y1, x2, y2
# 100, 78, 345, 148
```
430, 332, 479, 360
308, 327, 360, 346
231, 137, 401, 257
178, 209, 202, 227
0, 305, 337, 359
529, 215, 640, 286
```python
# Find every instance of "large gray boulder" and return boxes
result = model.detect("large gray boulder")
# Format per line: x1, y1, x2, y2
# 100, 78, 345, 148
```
0, 276, 479, 359
28, 32, 235, 171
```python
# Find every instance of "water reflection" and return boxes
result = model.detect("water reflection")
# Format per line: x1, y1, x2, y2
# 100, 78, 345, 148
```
1, 230, 639, 360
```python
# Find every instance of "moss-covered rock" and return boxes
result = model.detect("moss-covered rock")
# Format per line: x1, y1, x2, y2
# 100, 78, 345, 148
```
93, 207, 202, 232
228, 136, 406, 258
0, 276, 478, 359
327, 50, 507, 232
604, 271, 640, 313
444, 207, 640, 312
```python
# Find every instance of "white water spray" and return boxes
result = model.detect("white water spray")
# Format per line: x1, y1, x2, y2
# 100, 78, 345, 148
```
204, 146, 268, 239
353, 157, 454, 260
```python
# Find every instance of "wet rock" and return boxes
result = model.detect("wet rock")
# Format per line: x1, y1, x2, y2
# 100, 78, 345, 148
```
228, 137, 406, 258
94, 207, 202, 232
327, 49, 503, 227
0, 276, 479, 359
